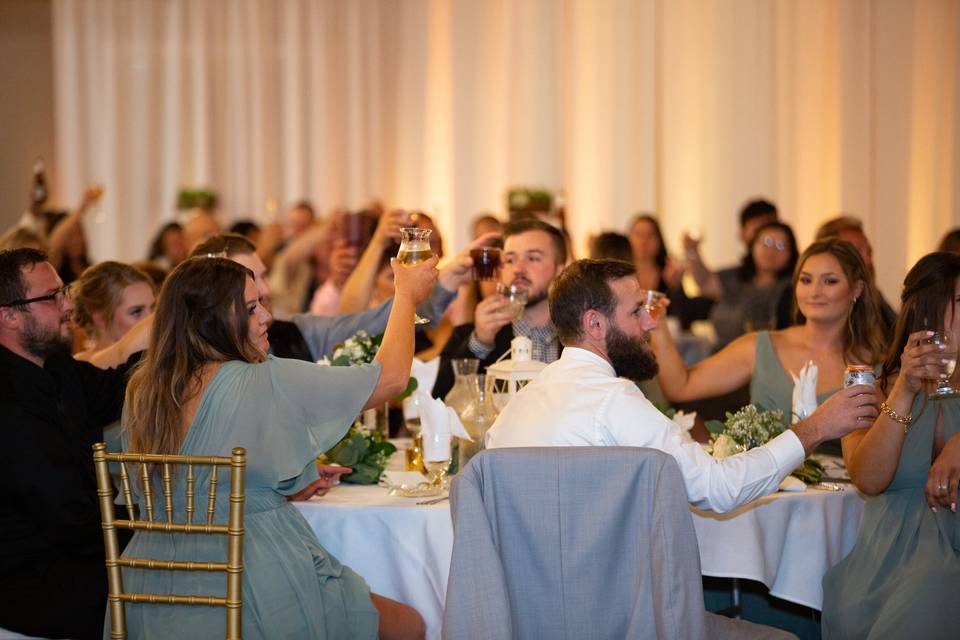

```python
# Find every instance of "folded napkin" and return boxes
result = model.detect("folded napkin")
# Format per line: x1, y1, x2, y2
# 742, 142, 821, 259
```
778, 475, 807, 492
790, 360, 818, 424
415, 389, 472, 461
403, 357, 442, 421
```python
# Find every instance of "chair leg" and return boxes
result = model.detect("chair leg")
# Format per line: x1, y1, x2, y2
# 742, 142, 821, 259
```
715, 578, 743, 619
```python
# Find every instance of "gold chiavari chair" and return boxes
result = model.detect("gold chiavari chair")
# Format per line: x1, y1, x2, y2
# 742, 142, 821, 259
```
92, 442, 246, 640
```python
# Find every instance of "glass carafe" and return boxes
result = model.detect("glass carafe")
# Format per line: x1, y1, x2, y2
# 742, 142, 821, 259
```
443, 358, 479, 475
459, 374, 498, 467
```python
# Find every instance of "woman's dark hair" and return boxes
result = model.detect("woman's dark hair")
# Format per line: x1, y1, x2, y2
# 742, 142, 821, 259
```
590, 232, 634, 263
147, 222, 184, 261
880, 252, 960, 393
124, 257, 263, 455
791, 238, 886, 365
738, 220, 799, 282
627, 214, 668, 270
549, 258, 637, 345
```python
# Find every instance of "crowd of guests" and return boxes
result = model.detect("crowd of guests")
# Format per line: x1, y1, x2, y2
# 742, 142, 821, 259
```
1, 189, 958, 639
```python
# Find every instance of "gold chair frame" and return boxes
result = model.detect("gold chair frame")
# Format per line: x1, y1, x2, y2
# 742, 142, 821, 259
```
92, 442, 246, 640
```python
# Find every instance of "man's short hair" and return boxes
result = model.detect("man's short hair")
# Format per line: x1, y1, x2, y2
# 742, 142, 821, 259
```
814, 215, 864, 241
0, 247, 48, 308
739, 199, 778, 228
503, 218, 567, 264
190, 233, 256, 259
549, 258, 637, 345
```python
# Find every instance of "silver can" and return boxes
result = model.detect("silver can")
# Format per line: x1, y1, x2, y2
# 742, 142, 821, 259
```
844, 365, 876, 388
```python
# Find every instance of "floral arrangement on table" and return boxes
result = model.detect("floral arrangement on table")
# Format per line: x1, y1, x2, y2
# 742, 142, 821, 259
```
317, 330, 416, 484
705, 405, 823, 485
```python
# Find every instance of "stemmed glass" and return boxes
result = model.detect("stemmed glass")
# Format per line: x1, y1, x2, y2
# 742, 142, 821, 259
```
397, 227, 434, 325
421, 433, 452, 493
927, 331, 959, 400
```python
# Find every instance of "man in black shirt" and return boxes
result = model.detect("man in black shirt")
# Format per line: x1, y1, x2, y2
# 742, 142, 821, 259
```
0, 248, 142, 640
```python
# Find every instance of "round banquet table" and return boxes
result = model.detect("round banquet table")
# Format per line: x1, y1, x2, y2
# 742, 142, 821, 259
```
294, 477, 865, 640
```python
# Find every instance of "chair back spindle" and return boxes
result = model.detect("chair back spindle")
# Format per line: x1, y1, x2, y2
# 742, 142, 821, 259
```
92, 442, 246, 640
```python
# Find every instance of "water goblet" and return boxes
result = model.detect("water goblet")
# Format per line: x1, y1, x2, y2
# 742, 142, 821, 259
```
397, 227, 434, 325
926, 331, 959, 400
496, 283, 528, 320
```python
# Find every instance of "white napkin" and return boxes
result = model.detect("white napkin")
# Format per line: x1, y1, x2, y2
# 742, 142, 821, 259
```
778, 475, 807, 492
403, 357, 441, 421
790, 360, 819, 424
415, 389, 472, 461
671, 410, 698, 445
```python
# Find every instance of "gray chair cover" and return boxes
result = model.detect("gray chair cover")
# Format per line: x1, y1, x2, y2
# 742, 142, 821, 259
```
442, 447, 795, 640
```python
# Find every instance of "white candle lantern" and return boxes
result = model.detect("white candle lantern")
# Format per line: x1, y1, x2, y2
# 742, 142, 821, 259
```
484, 336, 548, 413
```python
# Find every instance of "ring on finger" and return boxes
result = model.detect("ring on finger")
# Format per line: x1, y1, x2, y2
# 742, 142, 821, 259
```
938, 483, 948, 492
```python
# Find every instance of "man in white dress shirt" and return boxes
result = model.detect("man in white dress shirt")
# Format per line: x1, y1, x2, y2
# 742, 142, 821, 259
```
485, 259, 877, 512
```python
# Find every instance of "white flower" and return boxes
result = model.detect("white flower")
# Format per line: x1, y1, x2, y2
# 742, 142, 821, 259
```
316, 356, 331, 366
711, 434, 743, 458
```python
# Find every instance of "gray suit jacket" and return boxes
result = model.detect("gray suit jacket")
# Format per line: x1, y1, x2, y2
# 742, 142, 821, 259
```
443, 447, 795, 640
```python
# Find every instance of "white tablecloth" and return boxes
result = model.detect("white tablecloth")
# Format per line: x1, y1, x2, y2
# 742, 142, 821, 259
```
295, 485, 452, 640
295, 482, 865, 639
691, 486, 865, 610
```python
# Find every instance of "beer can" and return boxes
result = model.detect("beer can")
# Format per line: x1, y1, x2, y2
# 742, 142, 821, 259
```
844, 365, 876, 388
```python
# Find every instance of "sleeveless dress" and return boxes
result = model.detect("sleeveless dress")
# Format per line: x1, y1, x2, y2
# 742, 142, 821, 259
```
821, 396, 960, 639
749, 330, 840, 455
110, 356, 381, 640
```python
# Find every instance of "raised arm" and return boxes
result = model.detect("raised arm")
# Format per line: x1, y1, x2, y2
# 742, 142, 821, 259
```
650, 316, 755, 403
338, 209, 405, 313
681, 233, 722, 299
48, 186, 99, 270
366, 255, 438, 409
84, 313, 152, 369
843, 331, 942, 495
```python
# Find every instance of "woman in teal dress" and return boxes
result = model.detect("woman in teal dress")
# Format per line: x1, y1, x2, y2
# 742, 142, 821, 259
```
822, 252, 960, 639
653, 238, 886, 430
115, 255, 437, 639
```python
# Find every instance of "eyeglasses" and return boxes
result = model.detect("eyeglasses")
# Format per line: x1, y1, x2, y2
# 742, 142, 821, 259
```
0, 285, 69, 308
760, 236, 787, 251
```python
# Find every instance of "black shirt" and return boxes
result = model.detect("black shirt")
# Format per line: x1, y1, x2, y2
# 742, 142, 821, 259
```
0, 344, 134, 577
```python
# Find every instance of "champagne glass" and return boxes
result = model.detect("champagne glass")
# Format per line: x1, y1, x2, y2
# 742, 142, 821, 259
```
927, 331, 959, 400
397, 227, 433, 325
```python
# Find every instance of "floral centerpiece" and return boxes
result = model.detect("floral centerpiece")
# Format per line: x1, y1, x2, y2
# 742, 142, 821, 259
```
705, 405, 824, 485
317, 330, 416, 484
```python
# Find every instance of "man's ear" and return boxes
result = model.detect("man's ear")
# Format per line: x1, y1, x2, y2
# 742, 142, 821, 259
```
581, 309, 606, 341
0, 306, 20, 331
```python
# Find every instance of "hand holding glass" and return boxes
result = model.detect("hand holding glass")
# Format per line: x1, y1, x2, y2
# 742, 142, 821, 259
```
397, 227, 434, 325
926, 331, 959, 400
638, 289, 667, 319
496, 283, 528, 320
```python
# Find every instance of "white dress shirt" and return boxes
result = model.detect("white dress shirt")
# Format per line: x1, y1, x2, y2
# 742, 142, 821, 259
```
485, 346, 806, 513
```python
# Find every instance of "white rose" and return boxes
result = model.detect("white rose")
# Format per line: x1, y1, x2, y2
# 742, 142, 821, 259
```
711, 434, 742, 459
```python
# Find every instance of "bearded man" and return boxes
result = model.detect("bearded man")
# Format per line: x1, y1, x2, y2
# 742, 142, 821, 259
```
484, 259, 878, 513
0, 248, 144, 639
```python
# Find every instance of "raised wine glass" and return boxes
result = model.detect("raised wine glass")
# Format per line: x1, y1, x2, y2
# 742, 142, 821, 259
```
397, 227, 433, 325
927, 331, 959, 400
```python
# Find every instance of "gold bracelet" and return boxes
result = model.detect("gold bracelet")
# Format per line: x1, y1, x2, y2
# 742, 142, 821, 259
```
880, 402, 913, 432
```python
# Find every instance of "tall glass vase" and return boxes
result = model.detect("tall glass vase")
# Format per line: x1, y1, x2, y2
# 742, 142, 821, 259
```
443, 358, 479, 475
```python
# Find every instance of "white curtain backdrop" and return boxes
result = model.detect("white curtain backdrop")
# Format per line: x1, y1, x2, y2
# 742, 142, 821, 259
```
52, 0, 959, 301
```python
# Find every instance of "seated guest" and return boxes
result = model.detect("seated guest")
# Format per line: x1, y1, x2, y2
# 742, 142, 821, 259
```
191, 233, 472, 362
822, 251, 960, 639
119, 256, 434, 639
485, 258, 877, 513
776, 215, 896, 332
0, 248, 146, 640
71, 261, 156, 360
626, 214, 682, 292
653, 239, 886, 455
433, 218, 568, 398
590, 231, 634, 263
146, 221, 188, 271
938, 227, 960, 254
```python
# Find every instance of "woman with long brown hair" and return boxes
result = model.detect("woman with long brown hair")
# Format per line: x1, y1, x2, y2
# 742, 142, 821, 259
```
652, 238, 886, 450
822, 251, 960, 639
120, 255, 436, 639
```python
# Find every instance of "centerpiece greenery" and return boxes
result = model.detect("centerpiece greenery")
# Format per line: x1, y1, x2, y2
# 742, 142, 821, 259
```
706, 405, 824, 485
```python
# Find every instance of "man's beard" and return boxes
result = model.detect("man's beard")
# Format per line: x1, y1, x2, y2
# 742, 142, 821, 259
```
606, 324, 658, 384
20, 313, 73, 361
